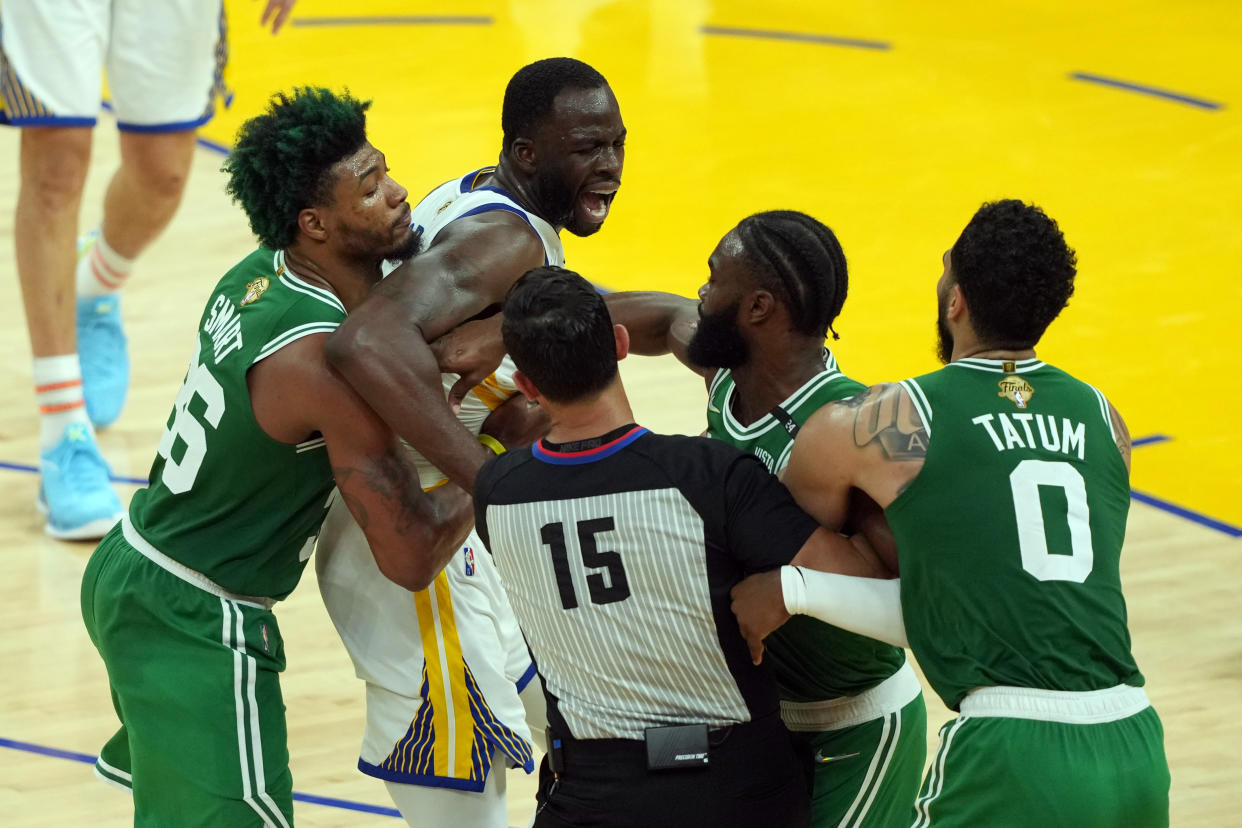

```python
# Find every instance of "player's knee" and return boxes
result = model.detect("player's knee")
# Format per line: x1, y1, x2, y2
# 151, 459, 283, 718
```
20, 131, 91, 213
131, 160, 191, 204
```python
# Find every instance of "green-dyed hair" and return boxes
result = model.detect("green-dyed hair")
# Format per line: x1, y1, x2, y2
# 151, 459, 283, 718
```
223, 87, 371, 249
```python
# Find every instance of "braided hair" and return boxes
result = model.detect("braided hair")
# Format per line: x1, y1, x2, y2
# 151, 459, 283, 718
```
733, 211, 848, 339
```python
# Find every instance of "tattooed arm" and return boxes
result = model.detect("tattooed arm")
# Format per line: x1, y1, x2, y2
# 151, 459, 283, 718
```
1106, 399, 1132, 474
248, 333, 474, 591
781, 383, 929, 573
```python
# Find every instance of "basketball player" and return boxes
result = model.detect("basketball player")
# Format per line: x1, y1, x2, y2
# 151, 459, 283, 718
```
731, 200, 1171, 827
315, 58, 625, 825
475, 266, 874, 827
79, 88, 508, 826
1, 0, 296, 539
590, 211, 925, 827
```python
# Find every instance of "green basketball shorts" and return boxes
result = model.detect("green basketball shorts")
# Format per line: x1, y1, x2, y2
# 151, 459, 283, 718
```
81, 524, 293, 827
911, 685, 1169, 828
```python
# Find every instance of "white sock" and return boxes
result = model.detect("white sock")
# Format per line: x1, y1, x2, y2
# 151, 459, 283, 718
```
34, 354, 94, 449
76, 229, 135, 298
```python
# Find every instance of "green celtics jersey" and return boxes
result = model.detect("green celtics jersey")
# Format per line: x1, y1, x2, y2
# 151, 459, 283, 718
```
886, 357, 1143, 710
128, 248, 344, 600
707, 351, 906, 701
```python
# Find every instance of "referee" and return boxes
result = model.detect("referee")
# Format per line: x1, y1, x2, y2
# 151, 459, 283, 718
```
475, 267, 873, 828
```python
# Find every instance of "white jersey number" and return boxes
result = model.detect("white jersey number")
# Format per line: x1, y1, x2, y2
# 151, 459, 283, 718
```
1009, 459, 1093, 583
156, 342, 226, 494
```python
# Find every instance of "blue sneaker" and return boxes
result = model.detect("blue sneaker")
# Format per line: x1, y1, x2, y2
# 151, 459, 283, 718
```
77, 293, 130, 428
36, 423, 124, 540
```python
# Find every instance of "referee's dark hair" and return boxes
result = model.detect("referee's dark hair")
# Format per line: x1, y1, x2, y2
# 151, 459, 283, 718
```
736, 210, 848, 340
503, 266, 618, 403
501, 58, 608, 151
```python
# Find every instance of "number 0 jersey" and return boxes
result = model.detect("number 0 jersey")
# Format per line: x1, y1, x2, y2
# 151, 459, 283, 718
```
885, 358, 1144, 710
706, 354, 908, 702
127, 248, 344, 601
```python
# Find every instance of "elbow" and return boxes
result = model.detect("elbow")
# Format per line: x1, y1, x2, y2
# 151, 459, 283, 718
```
324, 318, 376, 375
374, 549, 435, 592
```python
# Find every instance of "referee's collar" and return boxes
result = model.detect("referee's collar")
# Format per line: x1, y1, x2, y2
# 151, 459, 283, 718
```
533, 425, 649, 465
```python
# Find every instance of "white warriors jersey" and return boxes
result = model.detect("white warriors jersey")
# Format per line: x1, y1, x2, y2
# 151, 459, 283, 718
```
315, 167, 563, 791
385, 167, 566, 486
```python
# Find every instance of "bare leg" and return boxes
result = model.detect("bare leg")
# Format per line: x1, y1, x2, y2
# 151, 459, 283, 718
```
15, 127, 92, 357
102, 129, 198, 257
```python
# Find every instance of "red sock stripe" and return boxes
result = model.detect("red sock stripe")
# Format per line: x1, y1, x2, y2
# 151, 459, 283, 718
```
90, 252, 124, 289
35, 379, 83, 393
40, 400, 86, 414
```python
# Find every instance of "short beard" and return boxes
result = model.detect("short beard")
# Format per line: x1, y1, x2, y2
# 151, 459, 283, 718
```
936, 292, 953, 364
386, 226, 423, 262
532, 167, 576, 230
687, 301, 749, 369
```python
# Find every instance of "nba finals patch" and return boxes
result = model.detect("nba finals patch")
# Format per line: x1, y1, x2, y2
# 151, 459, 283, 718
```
463, 546, 476, 577
998, 376, 1034, 409
241, 276, 270, 306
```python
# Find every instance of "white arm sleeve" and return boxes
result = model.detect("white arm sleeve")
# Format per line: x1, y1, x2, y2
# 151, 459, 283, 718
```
780, 566, 909, 648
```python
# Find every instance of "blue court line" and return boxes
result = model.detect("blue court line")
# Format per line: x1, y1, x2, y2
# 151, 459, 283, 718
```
1130, 490, 1241, 537
0, 460, 147, 487
0, 737, 402, 818
3, 437, 1236, 535
291, 15, 492, 27
1070, 73, 1223, 110
701, 24, 891, 51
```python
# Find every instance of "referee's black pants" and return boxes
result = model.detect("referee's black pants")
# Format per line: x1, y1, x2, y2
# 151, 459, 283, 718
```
532, 713, 810, 828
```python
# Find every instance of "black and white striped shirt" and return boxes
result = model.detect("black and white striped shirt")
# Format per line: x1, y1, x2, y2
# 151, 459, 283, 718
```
475, 425, 819, 740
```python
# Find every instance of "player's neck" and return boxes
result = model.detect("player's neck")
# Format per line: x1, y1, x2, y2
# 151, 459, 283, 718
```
543, 381, 635, 444
282, 246, 382, 312
951, 338, 1037, 363
729, 343, 826, 426
488, 163, 559, 230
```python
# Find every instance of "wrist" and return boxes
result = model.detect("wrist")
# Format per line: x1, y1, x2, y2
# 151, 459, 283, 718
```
477, 433, 506, 456
780, 566, 806, 616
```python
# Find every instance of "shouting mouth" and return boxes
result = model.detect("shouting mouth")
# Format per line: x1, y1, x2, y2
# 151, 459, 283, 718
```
577, 181, 619, 225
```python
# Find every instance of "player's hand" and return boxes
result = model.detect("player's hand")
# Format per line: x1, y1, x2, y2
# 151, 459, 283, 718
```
479, 392, 549, 452
730, 570, 791, 665
258, 0, 296, 34
431, 315, 507, 413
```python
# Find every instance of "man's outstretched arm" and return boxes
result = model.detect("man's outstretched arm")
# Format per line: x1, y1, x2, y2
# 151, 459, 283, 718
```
603, 291, 708, 376
325, 213, 546, 492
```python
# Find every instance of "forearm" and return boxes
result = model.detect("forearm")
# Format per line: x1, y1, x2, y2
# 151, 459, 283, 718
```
781, 566, 908, 648
604, 291, 695, 356
328, 319, 490, 492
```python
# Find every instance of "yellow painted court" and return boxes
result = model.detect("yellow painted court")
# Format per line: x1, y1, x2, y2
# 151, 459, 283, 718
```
1, 1, 1239, 825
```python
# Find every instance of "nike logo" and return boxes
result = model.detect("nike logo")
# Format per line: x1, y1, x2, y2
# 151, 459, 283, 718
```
814, 750, 860, 764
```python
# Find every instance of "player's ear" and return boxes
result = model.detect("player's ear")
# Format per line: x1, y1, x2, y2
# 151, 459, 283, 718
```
747, 289, 776, 324
514, 369, 540, 402
298, 207, 328, 242
946, 283, 967, 321
509, 137, 537, 174
613, 324, 630, 361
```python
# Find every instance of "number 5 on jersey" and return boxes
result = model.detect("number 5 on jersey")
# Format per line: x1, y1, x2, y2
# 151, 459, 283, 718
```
156, 342, 226, 494
541, 517, 631, 609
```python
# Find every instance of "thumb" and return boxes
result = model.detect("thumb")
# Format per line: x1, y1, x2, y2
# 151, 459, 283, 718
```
447, 374, 476, 415
746, 633, 765, 666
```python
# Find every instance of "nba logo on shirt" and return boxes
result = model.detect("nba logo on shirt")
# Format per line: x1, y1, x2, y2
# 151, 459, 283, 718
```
463, 546, 476, 577
261, 624, 271, 653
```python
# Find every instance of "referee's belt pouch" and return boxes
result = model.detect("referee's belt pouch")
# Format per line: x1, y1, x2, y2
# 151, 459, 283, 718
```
644, 724, 710, 771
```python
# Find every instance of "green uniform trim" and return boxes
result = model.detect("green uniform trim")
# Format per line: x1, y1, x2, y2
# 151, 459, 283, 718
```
887, 359, 1144, 710
129, 248, 343, 600
706, 351, 905, 701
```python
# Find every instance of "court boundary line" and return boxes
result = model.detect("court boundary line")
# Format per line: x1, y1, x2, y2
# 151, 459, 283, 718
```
1070, 72, 1223, 110
0, 736, 402, 818
701, 24, 891, 50
291, 16, 493, 27
2, 435, 1237, 536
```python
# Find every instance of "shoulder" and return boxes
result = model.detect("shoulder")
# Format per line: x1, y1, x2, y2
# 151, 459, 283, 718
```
475, 448, 542, 505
